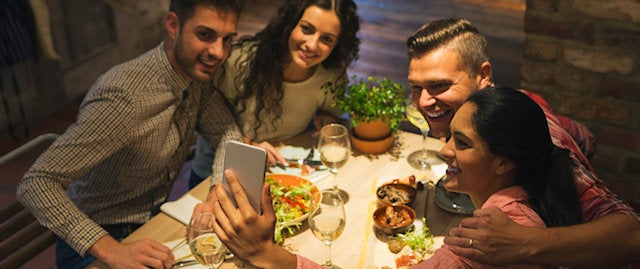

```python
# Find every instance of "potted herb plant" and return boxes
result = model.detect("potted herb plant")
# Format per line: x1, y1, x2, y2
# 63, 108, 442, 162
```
325, 75, 406, 153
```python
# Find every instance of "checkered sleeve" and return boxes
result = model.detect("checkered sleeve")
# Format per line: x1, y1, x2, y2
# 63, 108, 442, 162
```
196, 86, 244, 187
17, 85, 136, 255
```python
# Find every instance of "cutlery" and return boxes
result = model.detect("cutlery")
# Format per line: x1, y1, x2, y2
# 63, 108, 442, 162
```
171, 259, 198, 268
272, 160, 326, 171
170, 238, 187, 251
285, 158, 323, 167
304, 147, 315, 162
280, 160, 327, 171
274, 161, 287, 170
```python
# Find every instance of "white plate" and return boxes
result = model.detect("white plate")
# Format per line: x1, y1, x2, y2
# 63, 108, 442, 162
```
270, 146, 330, 183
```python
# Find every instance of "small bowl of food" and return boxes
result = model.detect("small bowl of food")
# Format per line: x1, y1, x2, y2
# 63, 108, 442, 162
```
373, 204, 416, 235
376, 182, 416, 207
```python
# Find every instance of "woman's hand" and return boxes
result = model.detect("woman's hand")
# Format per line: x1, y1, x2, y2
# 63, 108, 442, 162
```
251, 141, 287, 167
209, 170, 297, 269
312, 112, 340, 136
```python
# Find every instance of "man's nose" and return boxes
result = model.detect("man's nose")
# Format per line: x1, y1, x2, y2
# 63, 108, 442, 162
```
208, 38, 225, 59
418, 89, 437, 108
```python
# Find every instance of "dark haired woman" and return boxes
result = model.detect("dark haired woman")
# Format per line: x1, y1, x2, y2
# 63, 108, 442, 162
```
190, 0, 360, 188
415, 87, 582, 268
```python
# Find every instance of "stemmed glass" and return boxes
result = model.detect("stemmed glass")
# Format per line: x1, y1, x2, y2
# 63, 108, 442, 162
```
405, 100, 438, 170
308, 189, 346, 269
318, 123, 351, 203
188, 212, 226, 269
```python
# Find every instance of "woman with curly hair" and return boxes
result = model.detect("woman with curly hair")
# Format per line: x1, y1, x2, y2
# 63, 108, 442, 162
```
190, 0, 360, 188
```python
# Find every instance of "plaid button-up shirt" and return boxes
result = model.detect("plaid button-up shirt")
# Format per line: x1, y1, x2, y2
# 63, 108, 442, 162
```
17, 43, 243, 255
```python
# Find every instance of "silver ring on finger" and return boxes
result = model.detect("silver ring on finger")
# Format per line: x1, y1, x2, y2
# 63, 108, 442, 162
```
468, 238, 473, 247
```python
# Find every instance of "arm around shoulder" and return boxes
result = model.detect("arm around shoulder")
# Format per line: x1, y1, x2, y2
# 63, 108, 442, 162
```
526, 213, 640, 268
447, 207, 639, 268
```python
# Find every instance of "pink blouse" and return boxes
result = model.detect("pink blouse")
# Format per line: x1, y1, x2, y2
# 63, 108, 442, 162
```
296, 255, 324, 269
413, 186, 557, 269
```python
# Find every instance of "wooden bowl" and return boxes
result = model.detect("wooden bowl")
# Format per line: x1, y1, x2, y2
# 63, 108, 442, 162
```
376, 182, 416, 207
350, 131, 394, 154
373, 205, 416, 235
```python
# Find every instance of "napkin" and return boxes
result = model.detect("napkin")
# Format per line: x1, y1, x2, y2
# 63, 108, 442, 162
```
269, 146, 330, 183
160, 194, 202, 225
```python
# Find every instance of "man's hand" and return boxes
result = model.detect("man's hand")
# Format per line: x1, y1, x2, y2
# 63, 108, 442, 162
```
444, 207, 532, 265
90, 236, 174, 269
210, 170, 297, 269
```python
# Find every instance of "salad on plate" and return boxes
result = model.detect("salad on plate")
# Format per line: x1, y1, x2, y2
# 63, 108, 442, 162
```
266, 174, 319, 243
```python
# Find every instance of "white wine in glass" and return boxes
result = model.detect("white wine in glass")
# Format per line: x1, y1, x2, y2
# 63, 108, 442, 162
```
320, 145, 349, 170
318, 123, 351, 202
188, 213, 226, 269
308, 190, 346, 269
405, 102, 438, 170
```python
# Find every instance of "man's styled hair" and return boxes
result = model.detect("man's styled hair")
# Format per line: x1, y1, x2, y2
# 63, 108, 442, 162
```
406, 18, 489, 77
169, 0, 245, 25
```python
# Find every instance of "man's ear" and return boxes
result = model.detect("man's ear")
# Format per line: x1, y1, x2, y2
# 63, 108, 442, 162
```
165, 12, 180, 40
478, 61, 493, 88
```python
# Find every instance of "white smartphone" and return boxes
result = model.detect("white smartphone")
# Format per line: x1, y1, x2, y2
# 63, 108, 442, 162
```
221, 140, 267, 212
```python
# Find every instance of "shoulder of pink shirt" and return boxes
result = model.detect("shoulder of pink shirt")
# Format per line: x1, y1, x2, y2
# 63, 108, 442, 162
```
296, 255, 324, 269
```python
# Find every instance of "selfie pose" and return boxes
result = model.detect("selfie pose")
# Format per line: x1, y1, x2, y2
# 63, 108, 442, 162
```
407, 18, 639, 267
416, 87, 582, 268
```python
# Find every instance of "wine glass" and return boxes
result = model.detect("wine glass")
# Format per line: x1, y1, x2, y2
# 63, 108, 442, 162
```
405, 100, 439, 170
308, 189, 346, 269
318, 123, 351, 203
188, 212, 226, 269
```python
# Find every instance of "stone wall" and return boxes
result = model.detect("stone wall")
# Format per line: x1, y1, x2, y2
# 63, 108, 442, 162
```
521, 0, 640, 203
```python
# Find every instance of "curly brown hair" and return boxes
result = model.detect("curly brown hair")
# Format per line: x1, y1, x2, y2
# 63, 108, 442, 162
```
223, 0, 360, 139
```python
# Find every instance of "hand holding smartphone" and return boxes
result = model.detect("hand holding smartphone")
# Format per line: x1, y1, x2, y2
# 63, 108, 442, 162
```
221, 140, 267, 212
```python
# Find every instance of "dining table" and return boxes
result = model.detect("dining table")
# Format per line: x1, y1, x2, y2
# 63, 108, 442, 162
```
86, 130, 469, 269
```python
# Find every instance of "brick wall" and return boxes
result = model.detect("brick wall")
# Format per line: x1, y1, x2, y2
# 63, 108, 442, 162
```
521, 0, 640, 204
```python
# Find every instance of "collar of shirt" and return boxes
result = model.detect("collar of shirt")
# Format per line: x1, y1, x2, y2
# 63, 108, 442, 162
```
154, 42, 192, 100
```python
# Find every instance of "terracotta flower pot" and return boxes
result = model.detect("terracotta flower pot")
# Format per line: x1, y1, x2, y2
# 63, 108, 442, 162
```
350, 131, 394, 154
353, 118, 391, 140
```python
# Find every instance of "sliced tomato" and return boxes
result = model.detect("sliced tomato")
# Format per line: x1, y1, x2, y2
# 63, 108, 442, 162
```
395, 254, 418, 268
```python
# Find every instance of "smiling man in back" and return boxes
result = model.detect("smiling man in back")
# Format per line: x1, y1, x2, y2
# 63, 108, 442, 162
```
17, 1, 246, 268
407, 18, 640, 268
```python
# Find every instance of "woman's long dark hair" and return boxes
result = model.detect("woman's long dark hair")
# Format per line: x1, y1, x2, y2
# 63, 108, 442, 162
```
225, 0, 360, 139
466, 87, 582, 227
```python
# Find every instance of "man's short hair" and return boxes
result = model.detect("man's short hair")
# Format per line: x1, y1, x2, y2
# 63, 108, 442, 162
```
406, 18, 489, 77
169, 0, 245, 25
